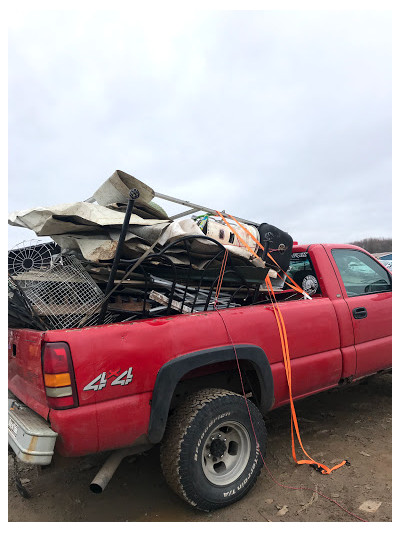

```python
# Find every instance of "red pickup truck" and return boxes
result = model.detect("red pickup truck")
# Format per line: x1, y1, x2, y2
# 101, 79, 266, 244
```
8, 243, 392, 511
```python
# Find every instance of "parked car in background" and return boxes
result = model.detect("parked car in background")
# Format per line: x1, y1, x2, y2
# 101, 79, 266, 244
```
373, 252, 392, 272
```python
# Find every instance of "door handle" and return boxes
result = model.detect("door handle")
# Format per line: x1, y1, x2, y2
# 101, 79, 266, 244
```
353, 307, 368, 319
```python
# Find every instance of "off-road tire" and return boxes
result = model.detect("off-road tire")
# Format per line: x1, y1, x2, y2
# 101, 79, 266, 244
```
160, 388, 267, 511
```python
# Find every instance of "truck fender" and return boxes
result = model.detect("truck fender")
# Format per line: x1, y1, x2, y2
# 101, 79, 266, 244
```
147, 344, 274, 444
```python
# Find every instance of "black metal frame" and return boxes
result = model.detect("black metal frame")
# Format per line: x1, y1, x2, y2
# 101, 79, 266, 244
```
114, 234, 266, 319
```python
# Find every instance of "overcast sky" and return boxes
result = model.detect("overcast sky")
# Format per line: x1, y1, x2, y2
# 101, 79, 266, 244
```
8, 9, 392, 248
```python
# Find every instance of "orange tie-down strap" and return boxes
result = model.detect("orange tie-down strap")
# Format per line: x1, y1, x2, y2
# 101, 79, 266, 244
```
215, 211, 348, 475
217, 211, 310, 298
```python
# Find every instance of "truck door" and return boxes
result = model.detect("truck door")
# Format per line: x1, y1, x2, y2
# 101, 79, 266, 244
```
331, 248, 392, 377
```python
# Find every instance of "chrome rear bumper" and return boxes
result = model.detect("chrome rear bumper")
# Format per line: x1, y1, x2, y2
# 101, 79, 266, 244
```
8, 393, 58, 465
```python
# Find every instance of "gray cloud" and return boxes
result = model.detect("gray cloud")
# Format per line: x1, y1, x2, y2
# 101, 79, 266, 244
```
8, 10, 391, 249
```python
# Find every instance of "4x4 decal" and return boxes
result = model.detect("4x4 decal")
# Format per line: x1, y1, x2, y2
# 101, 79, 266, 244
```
83, 367, 133, 391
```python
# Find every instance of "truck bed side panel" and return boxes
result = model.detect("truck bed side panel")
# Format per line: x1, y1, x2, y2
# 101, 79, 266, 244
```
44, 296, 343, 455
44, 312, 229, 406
219, 298, 343, 405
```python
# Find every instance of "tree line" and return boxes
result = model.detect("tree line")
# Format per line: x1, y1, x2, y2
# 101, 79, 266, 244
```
349, 237, 392, 254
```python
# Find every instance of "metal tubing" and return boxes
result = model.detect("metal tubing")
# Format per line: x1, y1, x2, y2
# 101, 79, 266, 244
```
97, 188, 140, 324
169, 207, 200, 220
154, 191, 259, 227
89, 190, 259, 226
89, 445, 150, 494
89, 449, 130, 493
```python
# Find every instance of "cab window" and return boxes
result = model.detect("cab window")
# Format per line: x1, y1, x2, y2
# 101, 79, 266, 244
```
332, 249, 391, 297
287, 252, 320, 295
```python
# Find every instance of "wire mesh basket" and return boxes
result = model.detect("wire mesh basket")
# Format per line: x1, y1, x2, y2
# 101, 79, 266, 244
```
15, 254, 111, 330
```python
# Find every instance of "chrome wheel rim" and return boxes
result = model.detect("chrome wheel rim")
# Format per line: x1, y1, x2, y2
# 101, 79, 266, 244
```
201, 421, 251, 486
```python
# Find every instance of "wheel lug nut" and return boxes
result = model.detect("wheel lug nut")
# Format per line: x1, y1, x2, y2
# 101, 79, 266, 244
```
223, 438, 227, 441
217, 434, 221, 438
207, 453, 211, 458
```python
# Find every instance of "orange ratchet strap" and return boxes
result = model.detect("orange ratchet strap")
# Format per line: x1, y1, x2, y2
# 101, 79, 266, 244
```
215, 212, 310, 299
229, 213, 311, 296
215, 211, 348, 475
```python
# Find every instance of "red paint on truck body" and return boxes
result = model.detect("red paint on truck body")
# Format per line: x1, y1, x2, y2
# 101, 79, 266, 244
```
8, 328, 49, 419
8, 244, 392, 457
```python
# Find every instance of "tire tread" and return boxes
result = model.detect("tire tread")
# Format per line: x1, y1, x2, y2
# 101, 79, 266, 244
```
160, 388, 263, 509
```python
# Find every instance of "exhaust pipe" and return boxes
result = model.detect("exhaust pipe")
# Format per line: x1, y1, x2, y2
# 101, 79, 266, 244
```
89, 445, 149, 494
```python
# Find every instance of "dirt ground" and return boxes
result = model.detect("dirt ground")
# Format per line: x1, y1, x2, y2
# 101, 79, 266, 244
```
8, 372, 391, 523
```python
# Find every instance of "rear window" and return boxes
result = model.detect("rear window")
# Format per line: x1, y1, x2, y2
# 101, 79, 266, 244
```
287, 252, 320, 295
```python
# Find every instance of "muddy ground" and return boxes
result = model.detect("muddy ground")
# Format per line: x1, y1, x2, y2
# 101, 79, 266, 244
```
8, 372, 391, 523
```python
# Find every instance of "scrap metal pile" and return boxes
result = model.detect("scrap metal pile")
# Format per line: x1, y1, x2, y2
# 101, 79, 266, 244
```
8, 170, 293, 331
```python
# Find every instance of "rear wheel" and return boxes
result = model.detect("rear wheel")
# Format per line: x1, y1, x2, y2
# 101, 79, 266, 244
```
160, 388, 267, 511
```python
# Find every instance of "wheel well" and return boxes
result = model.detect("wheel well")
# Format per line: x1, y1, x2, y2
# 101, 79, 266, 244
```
147, 345, 274, 444
169, 360, 262, 413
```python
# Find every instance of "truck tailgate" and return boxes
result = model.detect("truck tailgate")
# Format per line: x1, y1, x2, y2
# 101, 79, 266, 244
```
8, 328, 49, 420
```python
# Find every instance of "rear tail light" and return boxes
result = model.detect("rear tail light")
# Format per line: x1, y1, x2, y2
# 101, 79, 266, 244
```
42, 342, 78, 409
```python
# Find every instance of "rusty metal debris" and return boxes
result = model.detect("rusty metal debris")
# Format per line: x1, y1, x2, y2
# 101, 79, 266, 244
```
8, 170, 293, 330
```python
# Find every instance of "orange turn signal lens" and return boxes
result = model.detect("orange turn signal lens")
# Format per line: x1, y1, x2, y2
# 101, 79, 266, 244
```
44, 372, 71, 388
